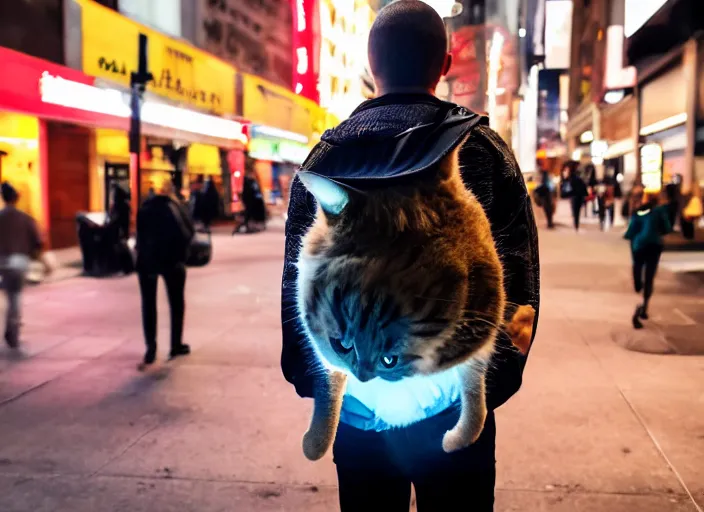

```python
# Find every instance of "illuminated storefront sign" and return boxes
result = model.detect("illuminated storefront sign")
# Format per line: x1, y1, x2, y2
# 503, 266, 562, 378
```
291, 0, 320, 103
640, 143, 663, 192
248, 136, 309, 165
39, 71, 247, 143
242, 73, 319, 143
77, 0, 235, 115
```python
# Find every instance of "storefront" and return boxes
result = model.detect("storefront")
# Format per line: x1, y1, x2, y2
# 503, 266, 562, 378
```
0, 46, 129, 249
247, 125, 310, 204
638, 58, 690, 193
70, 0, 246, 215
239, 73, 331, 206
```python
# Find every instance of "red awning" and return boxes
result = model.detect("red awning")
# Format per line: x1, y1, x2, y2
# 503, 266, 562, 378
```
0, 46, 128, 131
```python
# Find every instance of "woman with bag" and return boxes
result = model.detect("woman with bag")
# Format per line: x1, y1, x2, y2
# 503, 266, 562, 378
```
624, 191, 672, 329
135, 180, 195, 369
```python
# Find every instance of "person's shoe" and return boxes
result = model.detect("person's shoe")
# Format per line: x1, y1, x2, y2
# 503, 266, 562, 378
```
4, 328, 19, 349
137, 347, 157, 371
639, 306, 649, 320
5, 335, 19, 349
632, 306, 644, 329
169, 344, 191, 359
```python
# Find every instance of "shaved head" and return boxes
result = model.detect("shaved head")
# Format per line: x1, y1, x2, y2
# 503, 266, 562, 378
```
368, 0, 450, 93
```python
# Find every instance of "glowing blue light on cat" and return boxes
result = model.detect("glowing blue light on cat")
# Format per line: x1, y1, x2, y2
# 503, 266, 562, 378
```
299, 173, 349, 215
342, 366, 463, 430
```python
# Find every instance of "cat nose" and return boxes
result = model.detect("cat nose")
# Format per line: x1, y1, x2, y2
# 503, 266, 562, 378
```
355, 367, 375, 383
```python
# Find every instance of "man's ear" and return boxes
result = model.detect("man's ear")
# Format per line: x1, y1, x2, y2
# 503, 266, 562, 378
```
442, 53, 452, 77
298, 173, 349, 216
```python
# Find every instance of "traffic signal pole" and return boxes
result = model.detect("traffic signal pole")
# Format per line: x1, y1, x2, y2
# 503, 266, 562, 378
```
129, 33, 153, 223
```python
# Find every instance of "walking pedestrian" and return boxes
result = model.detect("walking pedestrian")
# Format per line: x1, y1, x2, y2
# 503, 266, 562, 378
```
624, 191, 672, 329
235, 165, 267, 234
108, 185, 131, 241
560, 162, 588, 232
596, 174, 616, 231
281, 2, 539, 510
135, 179, 194, 369
0, 182, 47, 348
534, 170, 556, 229
199, 178, 220, 230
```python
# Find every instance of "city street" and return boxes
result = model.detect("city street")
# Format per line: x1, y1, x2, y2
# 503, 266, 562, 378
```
0, 219, 703, 512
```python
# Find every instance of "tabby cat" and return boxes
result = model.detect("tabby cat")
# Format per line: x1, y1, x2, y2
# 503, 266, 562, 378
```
295, 144, 507, 461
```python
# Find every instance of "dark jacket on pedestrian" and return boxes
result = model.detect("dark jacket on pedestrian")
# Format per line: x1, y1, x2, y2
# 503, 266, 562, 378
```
281, 93, 540, 414
242, 175, 267, 222
625, 204, 672, 253
192, 181, 220, 226
566, 174, 588, 202
0, 206, 42, 263
136, 195, 194, 273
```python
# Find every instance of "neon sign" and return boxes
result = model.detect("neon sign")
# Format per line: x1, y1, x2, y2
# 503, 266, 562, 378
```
291, 0, 319, 103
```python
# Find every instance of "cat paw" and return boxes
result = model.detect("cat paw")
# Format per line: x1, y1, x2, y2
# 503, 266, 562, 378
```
506, 305, 536, 355
302, 431, 330, 461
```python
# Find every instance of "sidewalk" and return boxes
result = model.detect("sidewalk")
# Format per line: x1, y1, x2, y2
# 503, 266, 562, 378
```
0, 224, 702, 511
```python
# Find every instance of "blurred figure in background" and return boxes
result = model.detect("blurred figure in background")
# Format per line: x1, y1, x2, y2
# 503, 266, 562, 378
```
534, 169, 556, 229
621, 182, 644, 221
624, 191, 672, 329
199, 178, 221, 230
596, 173, 616, 231
135, 179, 194, 369
583, 163, 598, 218
234, 163, 267, 234
108, 185, 131, 241
189, 176, 205, 224
561, 161, 588, 232
107, 185, 134, 275
0, 182, 45, 348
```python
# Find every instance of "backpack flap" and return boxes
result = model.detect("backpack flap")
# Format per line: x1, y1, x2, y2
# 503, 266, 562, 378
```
300, 105, 486, 192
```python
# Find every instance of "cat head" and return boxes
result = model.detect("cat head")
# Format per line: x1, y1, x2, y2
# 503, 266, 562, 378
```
296, 152, 505, 383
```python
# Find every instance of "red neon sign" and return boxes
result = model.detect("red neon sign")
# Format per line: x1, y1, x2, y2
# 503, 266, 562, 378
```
291, 0, 320, 104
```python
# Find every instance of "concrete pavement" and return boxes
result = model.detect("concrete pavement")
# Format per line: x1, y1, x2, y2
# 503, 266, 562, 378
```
0, 221, 703, 511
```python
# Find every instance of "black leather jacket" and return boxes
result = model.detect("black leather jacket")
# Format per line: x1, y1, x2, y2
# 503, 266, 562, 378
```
281, 94, 540, 412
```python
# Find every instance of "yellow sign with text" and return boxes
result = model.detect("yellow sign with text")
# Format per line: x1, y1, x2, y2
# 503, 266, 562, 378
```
78, 0, 235, 116
242, 74, 335, 143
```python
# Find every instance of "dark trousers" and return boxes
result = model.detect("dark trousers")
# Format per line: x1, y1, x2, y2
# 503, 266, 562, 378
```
571, 198, 584, 230
543, 201, 554, 228
333, 408, 496, 512
138, 265, 186, 354
632, 244, 663, 312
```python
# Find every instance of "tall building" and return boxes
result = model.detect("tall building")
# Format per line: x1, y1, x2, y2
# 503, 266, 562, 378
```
318, 0, 376, 120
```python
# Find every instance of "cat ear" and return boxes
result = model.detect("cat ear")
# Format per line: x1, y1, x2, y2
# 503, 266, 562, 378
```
299, 173, 349, 216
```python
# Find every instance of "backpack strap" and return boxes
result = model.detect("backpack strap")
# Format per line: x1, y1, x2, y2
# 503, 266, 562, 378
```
168, 201, 194, 243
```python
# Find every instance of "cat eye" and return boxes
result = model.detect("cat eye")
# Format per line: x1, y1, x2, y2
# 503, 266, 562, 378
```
381, 355, 398, 369
330, 337, 353, 354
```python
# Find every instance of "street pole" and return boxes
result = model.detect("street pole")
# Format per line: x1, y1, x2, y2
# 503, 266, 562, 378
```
129, 33, 153, 224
